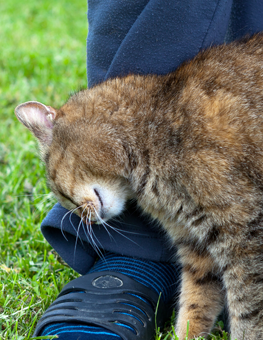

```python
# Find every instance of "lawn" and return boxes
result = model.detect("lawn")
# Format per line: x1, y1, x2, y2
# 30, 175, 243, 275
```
0, 1, 86, 339
0, 1, 229, 339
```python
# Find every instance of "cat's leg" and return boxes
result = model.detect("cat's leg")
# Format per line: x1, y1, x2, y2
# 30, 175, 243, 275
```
223, 245, 263, 340
175, 251, 224, 339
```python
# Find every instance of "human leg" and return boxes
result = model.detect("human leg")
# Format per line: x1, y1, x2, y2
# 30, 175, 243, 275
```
87, 0, 234, 86
226, 0, 263, 41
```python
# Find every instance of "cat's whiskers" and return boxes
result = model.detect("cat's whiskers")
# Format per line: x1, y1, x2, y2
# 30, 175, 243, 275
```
80, 202, 96, 221
80, 205, 105, 260
60, 208, 75, 241
72, 211, 86, 262
60, 205, 84, 243
79, 208, 93, 248
60, 204, 106, 260
93, 207, 140, 247
87, 208, 106, 260
92, 208, 115, 241
103, 216, 145, 236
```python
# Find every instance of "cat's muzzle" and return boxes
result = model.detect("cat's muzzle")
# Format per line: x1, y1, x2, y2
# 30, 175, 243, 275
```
79, 203, 98, 225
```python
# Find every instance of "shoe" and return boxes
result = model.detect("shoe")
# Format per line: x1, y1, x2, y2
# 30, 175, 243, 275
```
33, 270, 174, 339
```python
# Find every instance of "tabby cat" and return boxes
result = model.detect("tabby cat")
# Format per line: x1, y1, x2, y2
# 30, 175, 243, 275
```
15, 34, 263, 339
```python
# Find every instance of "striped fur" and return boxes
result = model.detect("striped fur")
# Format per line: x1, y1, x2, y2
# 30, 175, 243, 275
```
16, 34, 263, 339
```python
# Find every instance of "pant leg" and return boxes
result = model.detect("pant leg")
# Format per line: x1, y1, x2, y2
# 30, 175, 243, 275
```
87, 0, 233, 87
41, 202, 176, 274
226, 0, 263, 42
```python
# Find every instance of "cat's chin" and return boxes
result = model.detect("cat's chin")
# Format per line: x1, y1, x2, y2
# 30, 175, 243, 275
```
59, 186, 128, 225
71, 200, 125, 226
53, 177, 132, 225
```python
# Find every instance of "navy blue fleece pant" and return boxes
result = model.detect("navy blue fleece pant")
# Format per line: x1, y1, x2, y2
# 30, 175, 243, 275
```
87, 0, 263, 87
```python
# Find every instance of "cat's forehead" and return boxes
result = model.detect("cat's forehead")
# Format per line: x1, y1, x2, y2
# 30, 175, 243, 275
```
46, 124, 125, 180
60, 80, 133, 118
45, 142, 98, 186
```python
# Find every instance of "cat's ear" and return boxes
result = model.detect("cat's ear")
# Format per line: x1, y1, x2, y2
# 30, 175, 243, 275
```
15, 101, 57, 145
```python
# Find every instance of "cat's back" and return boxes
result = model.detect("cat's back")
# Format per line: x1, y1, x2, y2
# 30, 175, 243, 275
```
157, 33, 263, 153
138, 34, 263, 213
180, 33, 263, 93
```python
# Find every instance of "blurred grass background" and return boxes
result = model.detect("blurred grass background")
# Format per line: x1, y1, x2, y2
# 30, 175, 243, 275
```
0, 1, 87, 339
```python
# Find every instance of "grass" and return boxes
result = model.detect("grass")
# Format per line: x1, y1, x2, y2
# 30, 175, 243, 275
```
0, 1, 86, 339
0, 1, 230, 339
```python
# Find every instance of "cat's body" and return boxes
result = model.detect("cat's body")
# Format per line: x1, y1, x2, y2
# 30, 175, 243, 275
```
16, 34, 263, 339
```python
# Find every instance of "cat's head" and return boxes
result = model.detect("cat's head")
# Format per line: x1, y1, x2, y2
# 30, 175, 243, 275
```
15, 100, 134, 224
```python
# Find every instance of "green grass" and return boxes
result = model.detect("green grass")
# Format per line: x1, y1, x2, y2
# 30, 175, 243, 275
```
0, 1, 230, 339
0, 1, 86, 339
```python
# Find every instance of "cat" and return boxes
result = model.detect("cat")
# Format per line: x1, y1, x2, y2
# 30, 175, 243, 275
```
15, 33, 263, 339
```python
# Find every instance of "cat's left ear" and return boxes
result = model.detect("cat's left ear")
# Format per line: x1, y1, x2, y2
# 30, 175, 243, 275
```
15, 101, 57, 145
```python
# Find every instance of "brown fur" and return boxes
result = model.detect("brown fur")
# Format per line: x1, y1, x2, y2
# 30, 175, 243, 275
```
15, 34, 263, 339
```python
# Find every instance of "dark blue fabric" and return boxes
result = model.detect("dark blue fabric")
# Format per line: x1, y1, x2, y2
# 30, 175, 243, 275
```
87, 0, 234, 87
89, 252, 181, 302
87, 0, 263, 88
41, 202, 175, 274
226, 0, 263, 42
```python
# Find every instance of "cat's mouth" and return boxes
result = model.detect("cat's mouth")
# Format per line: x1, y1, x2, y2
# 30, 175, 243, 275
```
78, 188, 106, 224
67, 187, 105, 225
64, 185, 127, 225
78, 202, 104, 225
93, 188, 103, 208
